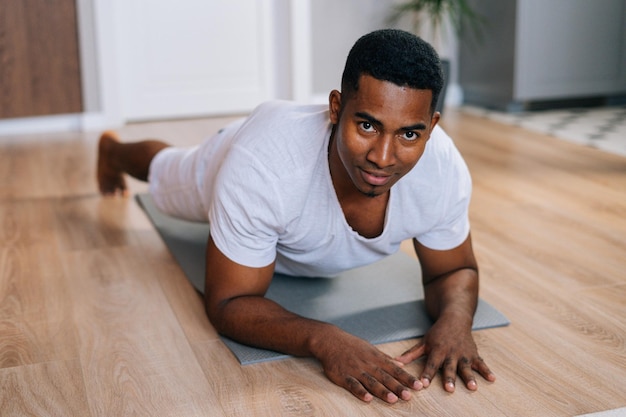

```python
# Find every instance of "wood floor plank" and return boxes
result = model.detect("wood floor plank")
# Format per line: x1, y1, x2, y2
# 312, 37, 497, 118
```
579, 285, 626, 327
0, 359, 91, 417
50, 195, 224, 415
136, 231, 220, 343
0, 200, 78, 368
0, 243, 68, 320
475, 327, 622, 417
62, 243, 223, 416
0, 132, 98, 200
0, 314, 78, 369
53, 196, 150, 251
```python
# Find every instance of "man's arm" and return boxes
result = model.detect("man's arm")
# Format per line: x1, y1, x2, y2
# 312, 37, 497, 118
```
395, 233, 496, 392
203, 237, 423, 403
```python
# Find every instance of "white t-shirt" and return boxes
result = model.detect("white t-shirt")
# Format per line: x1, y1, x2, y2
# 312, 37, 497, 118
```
150, 100, 472, 277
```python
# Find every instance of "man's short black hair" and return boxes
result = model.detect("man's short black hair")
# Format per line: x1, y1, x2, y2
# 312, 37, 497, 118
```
341, 29, 444, 114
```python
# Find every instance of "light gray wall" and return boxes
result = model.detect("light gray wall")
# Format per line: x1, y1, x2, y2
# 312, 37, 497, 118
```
308, 0, 462, 105
310, 0, 396, 96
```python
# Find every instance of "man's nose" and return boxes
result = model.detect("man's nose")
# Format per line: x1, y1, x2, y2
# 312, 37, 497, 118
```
366, 134, 395, 168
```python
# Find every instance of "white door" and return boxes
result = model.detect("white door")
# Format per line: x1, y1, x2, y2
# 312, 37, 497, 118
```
114, 0, 275, 121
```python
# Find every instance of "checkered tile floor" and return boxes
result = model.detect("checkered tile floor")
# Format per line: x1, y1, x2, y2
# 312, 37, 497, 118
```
461, 105, 626, 157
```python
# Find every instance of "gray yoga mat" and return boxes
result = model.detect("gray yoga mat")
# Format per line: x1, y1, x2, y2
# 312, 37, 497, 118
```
136, 193, 509, 365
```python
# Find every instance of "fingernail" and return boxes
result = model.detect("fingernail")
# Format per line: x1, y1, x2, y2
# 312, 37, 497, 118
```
413, 380, 423, 390
387, 392, 399, 403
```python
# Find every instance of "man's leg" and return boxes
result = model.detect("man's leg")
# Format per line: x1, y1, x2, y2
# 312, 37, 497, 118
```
97, 131, 170, 196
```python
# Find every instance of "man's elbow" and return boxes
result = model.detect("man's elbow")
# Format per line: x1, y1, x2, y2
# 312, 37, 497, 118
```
203, 292, 231, 334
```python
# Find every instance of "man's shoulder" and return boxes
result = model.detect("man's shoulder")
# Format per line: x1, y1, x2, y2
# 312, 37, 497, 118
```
222, 100, 331, 184
235, 99, 330, 157
234, 100, 330, 144
423, 125, 467, 166
428, 125, 455, 150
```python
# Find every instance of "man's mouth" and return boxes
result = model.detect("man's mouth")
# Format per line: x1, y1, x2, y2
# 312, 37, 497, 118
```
360, 169, 392, 186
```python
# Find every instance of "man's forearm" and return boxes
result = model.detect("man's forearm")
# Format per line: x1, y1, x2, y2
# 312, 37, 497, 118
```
209, 295, 339, 358
210, 294, 424, 403
423, 267, 478, 324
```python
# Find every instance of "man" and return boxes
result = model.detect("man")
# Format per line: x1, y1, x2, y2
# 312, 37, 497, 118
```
98, 29, 495, 404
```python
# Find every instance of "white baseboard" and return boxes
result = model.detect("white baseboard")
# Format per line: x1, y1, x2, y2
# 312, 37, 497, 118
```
0, 112, 119, 137
0, 114, 80, 136
80, 112, 113, 132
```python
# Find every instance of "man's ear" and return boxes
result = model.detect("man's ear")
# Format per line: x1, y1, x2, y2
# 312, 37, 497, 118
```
328, 90, 342, 124
429, 111, 441, 132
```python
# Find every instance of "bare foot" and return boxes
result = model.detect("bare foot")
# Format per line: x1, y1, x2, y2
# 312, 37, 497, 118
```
97, 131, 128, 196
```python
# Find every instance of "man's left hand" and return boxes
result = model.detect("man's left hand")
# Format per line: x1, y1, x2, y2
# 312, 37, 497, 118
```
394, 312, 495, 392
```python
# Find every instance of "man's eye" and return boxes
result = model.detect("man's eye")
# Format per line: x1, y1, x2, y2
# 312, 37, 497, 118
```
360, 122, 374, 132
403, 131, 419, 141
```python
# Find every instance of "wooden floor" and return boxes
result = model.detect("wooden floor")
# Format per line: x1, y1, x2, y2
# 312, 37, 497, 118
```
1, 109, 625, 416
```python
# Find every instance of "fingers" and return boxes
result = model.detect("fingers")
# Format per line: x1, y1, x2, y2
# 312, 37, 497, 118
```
395, 342, 426, 364
396, 345, 438, 389
458, 356, 476, 391
459, 356, 496, 390
419, 353, 457, 391
419, 356, 437, 388
441, 357, 458, 392
339, 364, 422, 404
473, 356, 497, 382
345, 376, 375, 403
420, 354, 496, 392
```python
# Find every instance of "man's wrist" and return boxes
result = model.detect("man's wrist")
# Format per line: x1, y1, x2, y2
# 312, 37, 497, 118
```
437, 307, 474, 328
306, 322, 343, 358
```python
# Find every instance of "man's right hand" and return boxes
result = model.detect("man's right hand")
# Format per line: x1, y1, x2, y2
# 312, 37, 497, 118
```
310, 326, 423, 403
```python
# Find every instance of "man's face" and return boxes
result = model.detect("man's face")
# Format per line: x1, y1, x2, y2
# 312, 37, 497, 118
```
329, 74, 440, 198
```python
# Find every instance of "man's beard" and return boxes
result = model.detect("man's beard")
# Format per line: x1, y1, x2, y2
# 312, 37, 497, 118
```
361, 188, 384, 198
